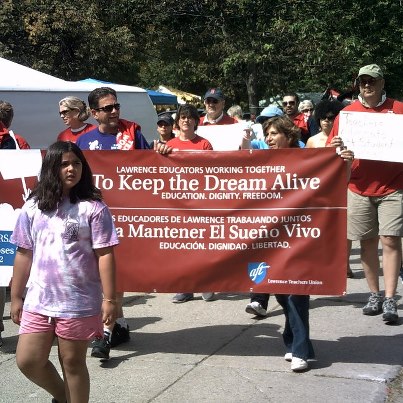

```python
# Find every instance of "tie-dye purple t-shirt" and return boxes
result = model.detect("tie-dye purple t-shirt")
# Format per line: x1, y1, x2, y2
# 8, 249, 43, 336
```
11, 197, 119, 318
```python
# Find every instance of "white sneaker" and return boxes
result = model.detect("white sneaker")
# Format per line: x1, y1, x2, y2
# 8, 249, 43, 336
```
291, 357, 308, 371
202, 292, 215, 301
284, 352, 292, 362
245, 301, 267, 317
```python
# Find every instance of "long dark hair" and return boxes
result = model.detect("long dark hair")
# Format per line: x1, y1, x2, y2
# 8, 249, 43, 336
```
29, 141, 102, 211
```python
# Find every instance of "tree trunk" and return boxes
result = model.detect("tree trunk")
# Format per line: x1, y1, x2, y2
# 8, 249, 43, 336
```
246, 62, 259, 116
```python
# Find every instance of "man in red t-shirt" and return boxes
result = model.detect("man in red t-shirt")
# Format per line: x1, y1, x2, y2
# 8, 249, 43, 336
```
199, 88, 236, 126
327, 64, 403, 324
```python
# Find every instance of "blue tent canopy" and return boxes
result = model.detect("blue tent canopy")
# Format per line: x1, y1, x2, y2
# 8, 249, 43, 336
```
79, 78, 178, 105
146, 89, 178, 105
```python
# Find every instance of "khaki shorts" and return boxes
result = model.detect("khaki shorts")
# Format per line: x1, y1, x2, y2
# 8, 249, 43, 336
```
347, 189, 403, 240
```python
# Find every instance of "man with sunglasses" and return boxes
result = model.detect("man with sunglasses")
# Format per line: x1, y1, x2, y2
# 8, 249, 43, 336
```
327, 64, 403, 324
199, 88, 236, 126
76, 87, 149, 150
77, 87, 150, 361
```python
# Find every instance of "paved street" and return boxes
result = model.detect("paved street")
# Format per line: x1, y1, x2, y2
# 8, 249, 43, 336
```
1, 242, 403, 402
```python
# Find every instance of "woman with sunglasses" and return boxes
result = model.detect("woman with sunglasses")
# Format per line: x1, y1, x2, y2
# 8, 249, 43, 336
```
57, 97, 96, 143
306, 99, 344, 149
298, 100, 314, 123
149, 113, 176, 148
306, 100, 355, 277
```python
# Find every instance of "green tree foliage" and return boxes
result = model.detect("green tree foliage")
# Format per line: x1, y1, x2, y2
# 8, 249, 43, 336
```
0, 0, 139, 81
1, 0, 402, 105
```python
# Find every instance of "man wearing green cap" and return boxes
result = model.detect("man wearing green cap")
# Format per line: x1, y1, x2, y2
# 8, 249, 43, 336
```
328, 64, 403, 324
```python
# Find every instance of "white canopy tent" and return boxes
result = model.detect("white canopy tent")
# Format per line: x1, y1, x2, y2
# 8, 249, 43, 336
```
0, 57, 157, 147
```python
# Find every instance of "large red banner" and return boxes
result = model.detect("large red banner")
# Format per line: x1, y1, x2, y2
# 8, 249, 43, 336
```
0, 148, 347, 295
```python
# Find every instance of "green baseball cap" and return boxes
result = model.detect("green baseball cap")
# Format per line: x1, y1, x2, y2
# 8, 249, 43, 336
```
357, 64, 383, 78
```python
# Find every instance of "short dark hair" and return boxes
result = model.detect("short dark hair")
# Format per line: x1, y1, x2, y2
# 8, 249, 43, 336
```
174, 104, 200, 130
282, 93, 300, 104
88, 87, 117, 109
314, 99, 344, 127
262, 116, 301, 148
0, 100, 14, 128
30, 141, 102, 211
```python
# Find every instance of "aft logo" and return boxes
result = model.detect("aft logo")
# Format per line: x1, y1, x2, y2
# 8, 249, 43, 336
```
248, 262, 270, 284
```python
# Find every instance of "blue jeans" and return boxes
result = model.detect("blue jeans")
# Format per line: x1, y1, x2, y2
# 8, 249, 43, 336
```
275, 294, 315, 360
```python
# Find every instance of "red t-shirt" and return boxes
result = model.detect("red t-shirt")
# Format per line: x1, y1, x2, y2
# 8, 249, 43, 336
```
199, 114, 236, 126
0, 123, 30, 149
293, 113, 309, 142
13, 133, 30, 149
327, 98, 403, 196
57, 123, 97, 143
167, 135, 213, 150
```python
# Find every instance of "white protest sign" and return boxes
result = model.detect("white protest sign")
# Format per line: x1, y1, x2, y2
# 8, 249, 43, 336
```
197, 123, 246, 151
0, 149, 42, 179
338, 111, 403, 163
0, 150, 42, 285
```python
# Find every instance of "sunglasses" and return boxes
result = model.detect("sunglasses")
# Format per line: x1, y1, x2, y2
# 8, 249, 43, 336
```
321, 115, 335, 121
94, 103, 121, 112
358, 77, 380, 86
157, 121, 171, 127
59, 109, 71, 117
301, 108, 313, 113
282, 101, 296, 106
205, 98, 219, 104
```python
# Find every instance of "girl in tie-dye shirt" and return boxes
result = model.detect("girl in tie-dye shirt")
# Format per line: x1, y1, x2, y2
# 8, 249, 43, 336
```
10, 141, 119, 403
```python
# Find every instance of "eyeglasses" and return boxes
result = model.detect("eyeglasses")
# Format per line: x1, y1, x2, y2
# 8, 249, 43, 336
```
179, 115, 195, 121
59, 109, 71, 117
282, 101, 296, 106
205, 98, 219, 104
94, 103, 121, 112
358, 77, 380, 86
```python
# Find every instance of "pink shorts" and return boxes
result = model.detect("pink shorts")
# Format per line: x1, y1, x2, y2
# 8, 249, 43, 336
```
19, 310, 103, 341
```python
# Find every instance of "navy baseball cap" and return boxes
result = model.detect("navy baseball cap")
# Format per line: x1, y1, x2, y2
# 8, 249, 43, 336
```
204, 88, 225, 100
157, 113, 174, 125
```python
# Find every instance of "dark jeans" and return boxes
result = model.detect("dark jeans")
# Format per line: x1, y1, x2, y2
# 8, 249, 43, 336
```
250, 293, 270, 310
275, 294, 315, 361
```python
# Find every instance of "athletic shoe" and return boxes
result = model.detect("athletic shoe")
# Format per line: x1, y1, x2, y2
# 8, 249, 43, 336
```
347, 266, 355, 278
245, 301, 267, 317
111, 323, 130, 347
382, 298, 398, 323
202, 292, 215, 301
291, 357, 308, 371
172, 293, 194, 303
91, 336, 111, 360
362, 292, 383, 315
284, 352, 292, 362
